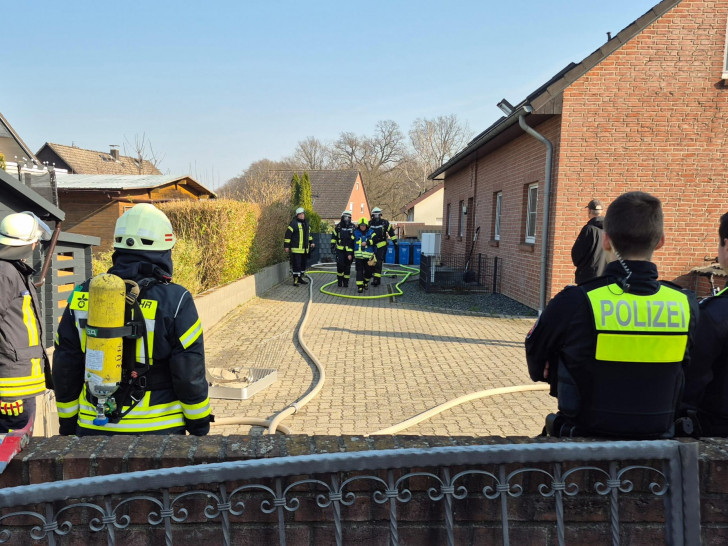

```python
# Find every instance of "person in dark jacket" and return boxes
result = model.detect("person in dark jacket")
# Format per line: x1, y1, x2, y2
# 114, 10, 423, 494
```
0, 212, 51, 433
353, 218, 377, 293
571, 199, 607, 284
368, 207, 397, 286
681, 211, 728, 436
284, 207, 315, 287
53, 204, 212, 436
526, 192, 698, 438
331, 210, 355, 287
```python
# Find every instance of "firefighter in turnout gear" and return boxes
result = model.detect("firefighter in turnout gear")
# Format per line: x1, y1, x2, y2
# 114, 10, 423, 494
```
53, 204, 212, 436
525, 192, 698, 439
368, 207, 397, 286
0, 212, 52, 433
353, 218, 378, 293
284, 207, 315, 286
331, 210, 355, 287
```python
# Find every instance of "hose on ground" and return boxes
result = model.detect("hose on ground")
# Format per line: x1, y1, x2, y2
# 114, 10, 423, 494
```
369, 384, 550, 435
211, 417, 291, 435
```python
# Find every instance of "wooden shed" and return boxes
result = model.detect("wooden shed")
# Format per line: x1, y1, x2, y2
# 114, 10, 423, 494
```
54, 173, 216, 249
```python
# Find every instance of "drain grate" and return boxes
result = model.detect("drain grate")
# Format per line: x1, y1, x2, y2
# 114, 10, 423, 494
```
207, 367, 278, 400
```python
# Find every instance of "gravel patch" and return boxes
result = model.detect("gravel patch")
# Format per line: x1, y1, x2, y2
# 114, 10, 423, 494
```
393, 281, 538, 318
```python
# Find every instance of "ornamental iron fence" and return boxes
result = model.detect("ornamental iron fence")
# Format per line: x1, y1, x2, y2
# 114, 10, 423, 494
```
419, 254, 500, 293
0, 441, 700, 545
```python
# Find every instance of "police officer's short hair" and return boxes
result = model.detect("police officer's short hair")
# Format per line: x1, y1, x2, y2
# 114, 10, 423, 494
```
604, 191, 663, 256
719, 212, 728, 246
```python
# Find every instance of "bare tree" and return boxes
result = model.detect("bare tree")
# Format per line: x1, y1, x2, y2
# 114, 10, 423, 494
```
219, 159, 292, 205
123, 133, 165, 174
331, 132, 364, 169
408, 114, 472, 193
292, 136, 332, 170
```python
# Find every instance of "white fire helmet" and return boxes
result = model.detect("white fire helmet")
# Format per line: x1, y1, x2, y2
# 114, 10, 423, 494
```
114, 204, 176, 251
0, 211, 51, 247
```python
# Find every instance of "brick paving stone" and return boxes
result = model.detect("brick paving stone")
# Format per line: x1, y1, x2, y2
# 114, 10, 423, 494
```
207, 273, 556, 437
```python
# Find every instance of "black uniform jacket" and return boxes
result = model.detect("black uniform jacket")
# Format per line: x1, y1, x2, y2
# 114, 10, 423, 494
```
0, 259, 46, 401
525, 260, 698, 438
571, 217, 606, 284
53, 250, 211, 436
682, 287, 728, 435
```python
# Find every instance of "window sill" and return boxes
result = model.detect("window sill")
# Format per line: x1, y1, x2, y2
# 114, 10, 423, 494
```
489, 239, 499, 248
519, 242, 535, 253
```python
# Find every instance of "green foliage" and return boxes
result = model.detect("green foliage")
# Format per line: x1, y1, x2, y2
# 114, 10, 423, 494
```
306, 209, 324, 233
159, 199, 271, 294
300, 171, 313, 210
290, 173, 302, 207
92, 249, 113, 277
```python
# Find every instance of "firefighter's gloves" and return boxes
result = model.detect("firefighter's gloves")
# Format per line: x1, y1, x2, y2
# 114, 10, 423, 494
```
0, 400, 23, 416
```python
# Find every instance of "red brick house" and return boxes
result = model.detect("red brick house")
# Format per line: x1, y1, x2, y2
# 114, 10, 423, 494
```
55, 173, 216, 249
431, 0, 728, 311
276, 169, 370, 223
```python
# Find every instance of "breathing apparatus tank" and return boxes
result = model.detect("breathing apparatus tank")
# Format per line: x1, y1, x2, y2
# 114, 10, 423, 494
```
84, 273, 126, 426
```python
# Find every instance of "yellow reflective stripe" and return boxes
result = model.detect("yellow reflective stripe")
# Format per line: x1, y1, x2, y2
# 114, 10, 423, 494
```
139, 299, 157, 319
22, 295, 39, 346
587, 285, 689, 333
30, 358, 41, 377
181, 398, 211, 418
78, 392, 185, 432
56, 399, 80, 418
595, 333, 688, 363
180, 319, 203, 349
0, 377, 45, 397
54, 332, 59, 345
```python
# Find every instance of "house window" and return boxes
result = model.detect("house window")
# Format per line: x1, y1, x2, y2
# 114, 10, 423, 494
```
361, 203, 364, 214
723, 15, 728, 79
494, 192, 502, 241
525, 183, 538, 244
349, 202, 353, 211
123, 205, 134, 214
356, 182, 359, 190
459, 200, 465, 237
446, 203, 451, 236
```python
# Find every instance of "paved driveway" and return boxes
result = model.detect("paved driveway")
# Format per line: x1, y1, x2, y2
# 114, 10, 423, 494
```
207, 273, 556, 437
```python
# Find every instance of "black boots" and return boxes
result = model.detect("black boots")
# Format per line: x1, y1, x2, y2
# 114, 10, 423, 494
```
337, 278, 343, 287
372, 278, 381, 287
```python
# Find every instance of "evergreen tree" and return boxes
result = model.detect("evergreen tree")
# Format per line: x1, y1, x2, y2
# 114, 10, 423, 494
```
301, 171, 313, 210
290, 172, 302, 208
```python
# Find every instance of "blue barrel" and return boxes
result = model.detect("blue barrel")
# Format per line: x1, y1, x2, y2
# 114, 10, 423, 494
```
412, 242, 421, 265
385, 240, 396, 264
397, 241, 411, 265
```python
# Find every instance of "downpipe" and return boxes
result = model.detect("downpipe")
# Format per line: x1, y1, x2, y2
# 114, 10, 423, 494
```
518, 106, 553, 314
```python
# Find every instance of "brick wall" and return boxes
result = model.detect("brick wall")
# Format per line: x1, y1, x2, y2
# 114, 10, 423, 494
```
555, 0, 728, 296
442, 118, 561, 308
442, 0, 728, 309
1, 435, 726, 544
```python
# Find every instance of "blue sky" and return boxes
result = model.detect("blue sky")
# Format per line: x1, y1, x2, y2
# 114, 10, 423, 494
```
4, 0, 659, 188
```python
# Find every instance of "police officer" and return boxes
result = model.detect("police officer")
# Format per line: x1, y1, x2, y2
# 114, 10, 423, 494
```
53, 204, 212, 435
681, 211, 728, 436
368, 207, 397, 286
284, 207, 315, 286
0, 212, 52, 433
526, 191, 698, 438
331, 210, 355, 287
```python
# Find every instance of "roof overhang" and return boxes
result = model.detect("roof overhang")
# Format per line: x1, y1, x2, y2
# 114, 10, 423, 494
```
0, 168, 65, 221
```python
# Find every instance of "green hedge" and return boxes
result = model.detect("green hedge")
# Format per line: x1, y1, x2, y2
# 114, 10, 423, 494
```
93, 199, 291, 295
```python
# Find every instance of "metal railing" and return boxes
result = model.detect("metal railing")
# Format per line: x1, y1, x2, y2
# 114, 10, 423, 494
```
419, 253, 501, 293
0, 441, 700, 545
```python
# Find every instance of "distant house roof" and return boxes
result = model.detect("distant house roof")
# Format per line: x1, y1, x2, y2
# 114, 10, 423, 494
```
274, 169, 363, 219
0, 112, 39, 164
0, 168, 64, 222
37, 142, 162, 175
401, 183, 444, 213
55, 173, 216, 198
429, 0, 680, 180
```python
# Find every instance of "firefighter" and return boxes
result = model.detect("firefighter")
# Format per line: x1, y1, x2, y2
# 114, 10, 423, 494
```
53, 204, 212, 436
525, 191, 698, 439
353, 217, 377, 293
331, 210, 355, 287
368, 207, 397, 286
0, 212, 52, 433
284, 207, 315, 286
